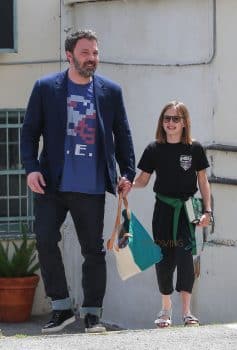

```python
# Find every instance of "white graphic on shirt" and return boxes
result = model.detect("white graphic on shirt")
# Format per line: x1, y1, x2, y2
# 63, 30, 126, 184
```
75, 144, 87, 156
180, 155, 192, 171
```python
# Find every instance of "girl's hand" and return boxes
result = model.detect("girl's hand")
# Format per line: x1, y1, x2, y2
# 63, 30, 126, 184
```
117, 177, 132, 197
197, 213, 212, 227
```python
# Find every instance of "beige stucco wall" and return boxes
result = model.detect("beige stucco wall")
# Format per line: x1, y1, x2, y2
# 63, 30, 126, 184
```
0, 0, 61, 108
0, 0, 62, 315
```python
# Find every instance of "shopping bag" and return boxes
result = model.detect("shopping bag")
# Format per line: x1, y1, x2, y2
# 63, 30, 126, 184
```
107, 194, 163, 280
185, 197, 203, 224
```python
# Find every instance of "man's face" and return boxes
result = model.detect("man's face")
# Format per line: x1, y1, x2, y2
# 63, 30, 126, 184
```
66, 38, 99, 78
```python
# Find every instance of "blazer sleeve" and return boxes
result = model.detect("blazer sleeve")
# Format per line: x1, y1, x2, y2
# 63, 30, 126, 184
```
20, 80, 43, 174
112, 86, 136, 182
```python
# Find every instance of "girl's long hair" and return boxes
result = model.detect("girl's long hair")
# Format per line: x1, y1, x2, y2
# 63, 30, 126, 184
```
155, 100, 192, 144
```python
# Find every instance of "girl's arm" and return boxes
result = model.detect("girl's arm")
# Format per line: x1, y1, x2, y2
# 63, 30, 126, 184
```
197, 169, 212, 226
133, 171, 152, 188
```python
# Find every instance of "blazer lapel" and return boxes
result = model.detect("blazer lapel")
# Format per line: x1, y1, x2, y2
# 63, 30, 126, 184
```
93, 75, 107, 138
54, 70, 68, 130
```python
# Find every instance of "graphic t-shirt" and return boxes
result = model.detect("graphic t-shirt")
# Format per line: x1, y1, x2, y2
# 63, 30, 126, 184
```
60, 79, 106, 194
137, 141, 209, 198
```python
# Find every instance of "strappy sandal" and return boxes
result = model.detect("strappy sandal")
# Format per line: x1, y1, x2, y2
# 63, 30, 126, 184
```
154, 309, 172, 328
183, 314, 199, 326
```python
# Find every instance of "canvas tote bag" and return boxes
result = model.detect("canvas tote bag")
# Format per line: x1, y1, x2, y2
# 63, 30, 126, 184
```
107, 194, 163, 280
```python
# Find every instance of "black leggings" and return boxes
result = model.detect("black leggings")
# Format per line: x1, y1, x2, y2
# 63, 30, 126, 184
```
152, 200, 195, 294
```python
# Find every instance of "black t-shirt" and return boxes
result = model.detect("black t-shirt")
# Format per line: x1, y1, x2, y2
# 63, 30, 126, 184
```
137, 141, 209, 198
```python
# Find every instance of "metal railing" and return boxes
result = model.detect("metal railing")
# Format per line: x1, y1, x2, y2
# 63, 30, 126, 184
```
205, 143, 237, 186
0, 109, 34, 234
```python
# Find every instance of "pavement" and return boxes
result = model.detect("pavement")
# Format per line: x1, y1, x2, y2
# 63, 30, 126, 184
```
0, 315, 237, 350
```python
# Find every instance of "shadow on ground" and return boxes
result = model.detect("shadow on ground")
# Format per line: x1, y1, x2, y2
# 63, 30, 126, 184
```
0, 315, 122, 337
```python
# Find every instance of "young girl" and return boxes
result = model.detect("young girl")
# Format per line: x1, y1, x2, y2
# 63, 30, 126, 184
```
133, 101, 212, 327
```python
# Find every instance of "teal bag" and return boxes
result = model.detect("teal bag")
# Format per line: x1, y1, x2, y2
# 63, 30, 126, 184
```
107, 195, 163, 280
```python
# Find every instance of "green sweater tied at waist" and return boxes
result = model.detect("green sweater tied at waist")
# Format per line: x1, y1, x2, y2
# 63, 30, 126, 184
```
156, 193, 197, 255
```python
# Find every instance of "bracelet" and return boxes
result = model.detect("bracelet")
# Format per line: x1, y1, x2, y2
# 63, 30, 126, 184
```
204, 210, 214, 224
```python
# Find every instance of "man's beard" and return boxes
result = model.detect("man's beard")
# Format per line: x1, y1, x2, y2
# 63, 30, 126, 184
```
72, 55, 97, 78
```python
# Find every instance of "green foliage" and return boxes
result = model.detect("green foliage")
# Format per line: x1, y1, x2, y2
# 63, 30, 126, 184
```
0, 225, 39, 277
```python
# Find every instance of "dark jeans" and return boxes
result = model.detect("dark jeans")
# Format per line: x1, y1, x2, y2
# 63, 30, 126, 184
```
152, 200, 195, 294
34, 192, 106, 308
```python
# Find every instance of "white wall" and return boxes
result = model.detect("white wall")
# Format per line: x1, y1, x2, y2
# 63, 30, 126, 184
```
61, 0, 237, 328
212, 0, 237, 144
193, 0, 237, 324
1, 0, 236, 326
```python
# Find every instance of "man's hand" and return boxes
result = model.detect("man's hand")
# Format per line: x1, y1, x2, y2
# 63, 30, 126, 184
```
27, 172, 46, 194
117, 177, 132, 197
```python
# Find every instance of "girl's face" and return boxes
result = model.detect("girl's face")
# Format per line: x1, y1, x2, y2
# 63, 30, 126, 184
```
162, 106, 185, 141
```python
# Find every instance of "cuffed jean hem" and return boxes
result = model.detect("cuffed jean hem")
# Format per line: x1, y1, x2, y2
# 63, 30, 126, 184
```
80, 307, 103, 318
52, 297, 72, 310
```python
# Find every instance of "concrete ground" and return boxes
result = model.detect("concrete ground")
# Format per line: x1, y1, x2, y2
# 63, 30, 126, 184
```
0, 315, 237, 350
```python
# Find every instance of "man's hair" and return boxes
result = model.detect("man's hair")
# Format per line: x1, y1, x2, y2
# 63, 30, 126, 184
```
65, 29, 98, 53
155, 100, 192, 144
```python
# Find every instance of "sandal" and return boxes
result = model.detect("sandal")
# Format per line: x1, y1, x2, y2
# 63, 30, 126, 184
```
154, 309, 172, 328
183, 314, 199, 326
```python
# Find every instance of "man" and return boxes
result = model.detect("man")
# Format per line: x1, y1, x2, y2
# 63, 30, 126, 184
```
21, 30, 135, 333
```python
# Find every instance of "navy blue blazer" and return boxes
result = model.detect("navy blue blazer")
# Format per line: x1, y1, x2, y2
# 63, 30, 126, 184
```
21, 70, 135, 194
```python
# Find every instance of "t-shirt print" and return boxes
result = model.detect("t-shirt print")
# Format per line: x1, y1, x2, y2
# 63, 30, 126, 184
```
67, 94, 96, 152
180, 155, 192, 171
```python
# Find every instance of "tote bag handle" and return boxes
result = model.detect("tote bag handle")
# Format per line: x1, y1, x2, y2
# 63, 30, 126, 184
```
107, 193, 130, 251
